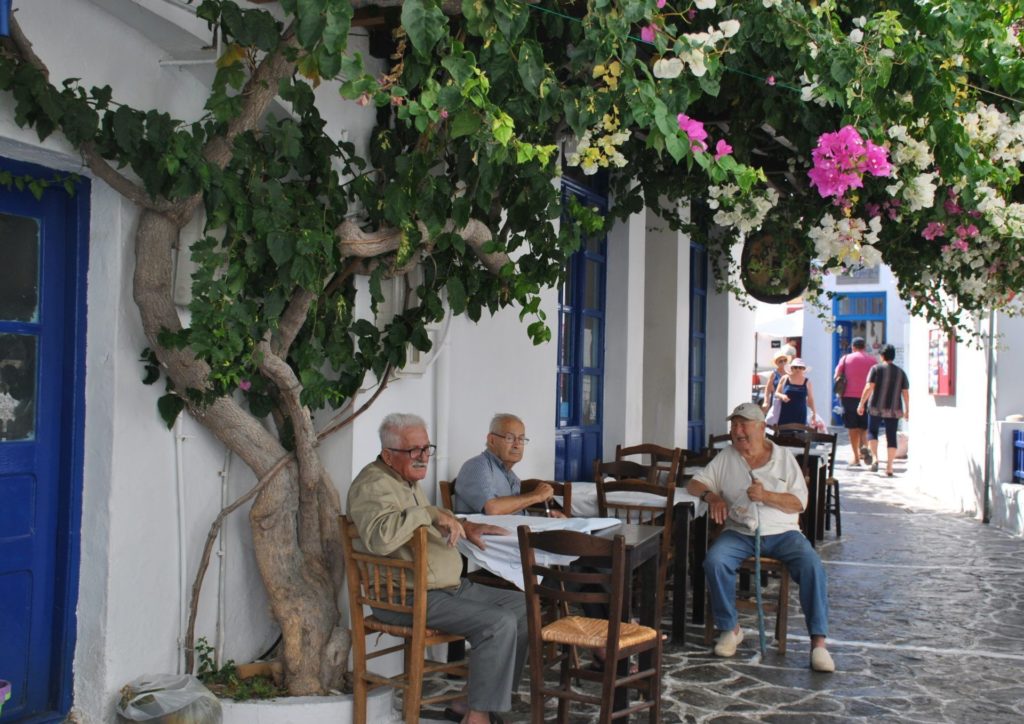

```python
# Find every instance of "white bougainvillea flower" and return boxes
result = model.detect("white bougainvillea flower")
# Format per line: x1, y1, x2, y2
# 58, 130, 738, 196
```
719, 20, 741, 38
695, 0, 716, 9
653, 57, 685, 79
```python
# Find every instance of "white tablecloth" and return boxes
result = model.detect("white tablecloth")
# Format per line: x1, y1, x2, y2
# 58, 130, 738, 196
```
565, 481, 705, 519
456, 514, 621, 590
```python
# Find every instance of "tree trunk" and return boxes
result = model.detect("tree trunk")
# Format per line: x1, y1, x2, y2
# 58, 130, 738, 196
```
132, 208, 347, 693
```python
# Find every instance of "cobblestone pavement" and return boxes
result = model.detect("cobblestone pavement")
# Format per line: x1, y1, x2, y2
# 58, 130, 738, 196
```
422, 442, 1024, 722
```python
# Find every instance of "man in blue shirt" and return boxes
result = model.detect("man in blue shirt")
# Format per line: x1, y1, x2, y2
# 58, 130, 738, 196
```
453, 413, 560, 515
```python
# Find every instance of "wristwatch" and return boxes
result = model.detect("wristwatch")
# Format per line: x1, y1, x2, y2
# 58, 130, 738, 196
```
699, 490, 712, 503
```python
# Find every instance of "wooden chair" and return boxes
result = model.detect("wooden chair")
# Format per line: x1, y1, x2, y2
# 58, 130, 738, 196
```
521, 479, 572, 517
597, 478, 676, 628
812, 430, 841, 536
593, 458, 649, 483
438, 479, 455, 510
702, 522, 792, 654
340, 517, 467, 724
771, 424, 814, 484
707, 432, 732, 452
614, 443, 682, 486
518, 527, 661, 724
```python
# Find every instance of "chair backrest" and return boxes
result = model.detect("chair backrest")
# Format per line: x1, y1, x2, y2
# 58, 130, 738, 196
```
707, 432, 732, 451
596, 478, 676, 587
438, 479, 455, 510
593, 459, 649, 483
614, 443, 682, 486
517, 526, 627, 634
770, 424, 813, 481
340, 516, 427, 627
521, 479, 572, 517
810, 430, 838, 481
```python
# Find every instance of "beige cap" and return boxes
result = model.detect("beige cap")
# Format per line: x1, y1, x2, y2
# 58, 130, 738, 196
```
728, 402, 766, 423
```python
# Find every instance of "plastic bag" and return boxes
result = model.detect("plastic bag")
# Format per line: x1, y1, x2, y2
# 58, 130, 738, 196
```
807, 410, 828, 433
116, 674, 221, 724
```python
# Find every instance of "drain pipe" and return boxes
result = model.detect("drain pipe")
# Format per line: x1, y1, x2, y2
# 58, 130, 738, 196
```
982, 309, 995, 524
215, 448, 233, 666
173, 415, 190, 673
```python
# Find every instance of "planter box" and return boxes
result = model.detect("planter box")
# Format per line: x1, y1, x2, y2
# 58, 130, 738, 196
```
221, 687, 396, 724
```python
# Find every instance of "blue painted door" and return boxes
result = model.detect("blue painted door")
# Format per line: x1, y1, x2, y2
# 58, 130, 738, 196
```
554, 180, 606, 482
0, 158, 87, 723
687, 243, 708, 451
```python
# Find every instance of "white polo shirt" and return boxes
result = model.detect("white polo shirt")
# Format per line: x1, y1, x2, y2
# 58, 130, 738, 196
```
693, 442, 807, 536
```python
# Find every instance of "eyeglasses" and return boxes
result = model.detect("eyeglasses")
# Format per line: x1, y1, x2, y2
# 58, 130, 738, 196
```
490, 432, 530, 445
386, 444, 437, 460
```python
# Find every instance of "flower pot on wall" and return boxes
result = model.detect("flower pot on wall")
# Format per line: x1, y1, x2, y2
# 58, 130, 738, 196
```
740, 231, 811, 303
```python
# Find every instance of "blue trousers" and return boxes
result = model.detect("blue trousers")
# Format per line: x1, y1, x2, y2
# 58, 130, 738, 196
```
704, 529, 829, 637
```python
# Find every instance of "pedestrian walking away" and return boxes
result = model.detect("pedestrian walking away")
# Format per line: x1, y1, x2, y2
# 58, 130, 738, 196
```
834, 337, 877, 467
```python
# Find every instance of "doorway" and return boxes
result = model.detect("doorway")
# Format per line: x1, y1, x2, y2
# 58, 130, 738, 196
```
554, 179, 607, 481
0, 156, 88, 723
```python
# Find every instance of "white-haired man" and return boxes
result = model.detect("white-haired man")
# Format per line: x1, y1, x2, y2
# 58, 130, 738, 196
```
453, 413, 561, 516
686, 402, 835, 673
347, 413, 527, 724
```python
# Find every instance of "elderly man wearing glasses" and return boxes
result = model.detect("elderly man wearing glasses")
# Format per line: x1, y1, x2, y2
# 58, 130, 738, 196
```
347, 412, 526, 724
452, 413, 561, 516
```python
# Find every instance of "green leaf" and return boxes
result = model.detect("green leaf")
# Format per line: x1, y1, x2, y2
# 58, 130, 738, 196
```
446, 276, 467, 314
449, 110, 481, 139
516, 40, 546, 96
267, 231, 295, 264
157, 393, 185, 429
296, 0, 327, 49
401, 0, 448, 58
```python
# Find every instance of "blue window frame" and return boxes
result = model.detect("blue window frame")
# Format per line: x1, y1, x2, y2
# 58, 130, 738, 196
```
688, 242, 708, 451
554, 179, 607, 481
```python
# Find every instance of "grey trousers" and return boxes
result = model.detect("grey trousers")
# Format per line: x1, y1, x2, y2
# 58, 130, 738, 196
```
372, 578, 528, 712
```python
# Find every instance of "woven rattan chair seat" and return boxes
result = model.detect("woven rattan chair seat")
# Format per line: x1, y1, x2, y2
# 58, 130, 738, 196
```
540, 615, 657, 648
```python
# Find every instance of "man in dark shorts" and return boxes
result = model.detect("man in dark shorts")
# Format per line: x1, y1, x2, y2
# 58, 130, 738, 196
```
834, 337, 876, 467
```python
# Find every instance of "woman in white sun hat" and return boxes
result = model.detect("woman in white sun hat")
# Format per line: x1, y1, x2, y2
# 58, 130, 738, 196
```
775, 357, 817, 426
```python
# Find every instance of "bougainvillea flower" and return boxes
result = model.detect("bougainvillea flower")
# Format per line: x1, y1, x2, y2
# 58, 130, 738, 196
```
714, 139, 733, 160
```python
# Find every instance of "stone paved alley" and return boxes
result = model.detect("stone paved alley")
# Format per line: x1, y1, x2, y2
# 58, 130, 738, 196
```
424, 443, 1024, 723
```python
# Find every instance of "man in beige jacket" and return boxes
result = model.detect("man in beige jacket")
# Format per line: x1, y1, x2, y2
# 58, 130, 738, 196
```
347, 412, 526, 724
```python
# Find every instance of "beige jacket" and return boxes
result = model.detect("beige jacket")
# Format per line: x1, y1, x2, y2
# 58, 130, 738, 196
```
346, 459, 463, 590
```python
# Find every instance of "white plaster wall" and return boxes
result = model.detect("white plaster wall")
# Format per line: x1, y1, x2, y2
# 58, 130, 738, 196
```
905, 316, 987, 515
443, 297, 559, 484
641, 211, 689, 447
704, 249, 758, 438
603, 210, 646, 455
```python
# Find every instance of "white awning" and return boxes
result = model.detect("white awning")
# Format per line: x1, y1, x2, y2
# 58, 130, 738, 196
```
755, 310, 804, 338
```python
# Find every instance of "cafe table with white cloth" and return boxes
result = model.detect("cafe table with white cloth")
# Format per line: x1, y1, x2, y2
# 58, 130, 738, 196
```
456, 514, 621, 591
565, 478, 706, 644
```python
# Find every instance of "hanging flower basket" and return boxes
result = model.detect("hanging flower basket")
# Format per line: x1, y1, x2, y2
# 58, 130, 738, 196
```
740, 231, 811, 304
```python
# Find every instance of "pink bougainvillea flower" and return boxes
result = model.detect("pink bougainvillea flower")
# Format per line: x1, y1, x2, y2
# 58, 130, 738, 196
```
714, 139, 733, 160
922, 221, 946, 240
807, 125, 890, 199
677, 113, 708, 151
862, 141, 892, 176
953, 239, 969, 252
641, 25, 657, 43
439, 108, 449, 119
657, 0, 667, 8
766, 75, 776, 86
955, 223, 979, 239
239, 380, 252, 391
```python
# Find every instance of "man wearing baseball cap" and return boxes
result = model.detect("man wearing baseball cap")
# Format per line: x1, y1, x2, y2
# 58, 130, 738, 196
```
686, 402, 834, 672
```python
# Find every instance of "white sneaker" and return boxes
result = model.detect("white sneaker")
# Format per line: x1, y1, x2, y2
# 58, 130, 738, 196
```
810, 647, 835, 672
713, 628, 743, 657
